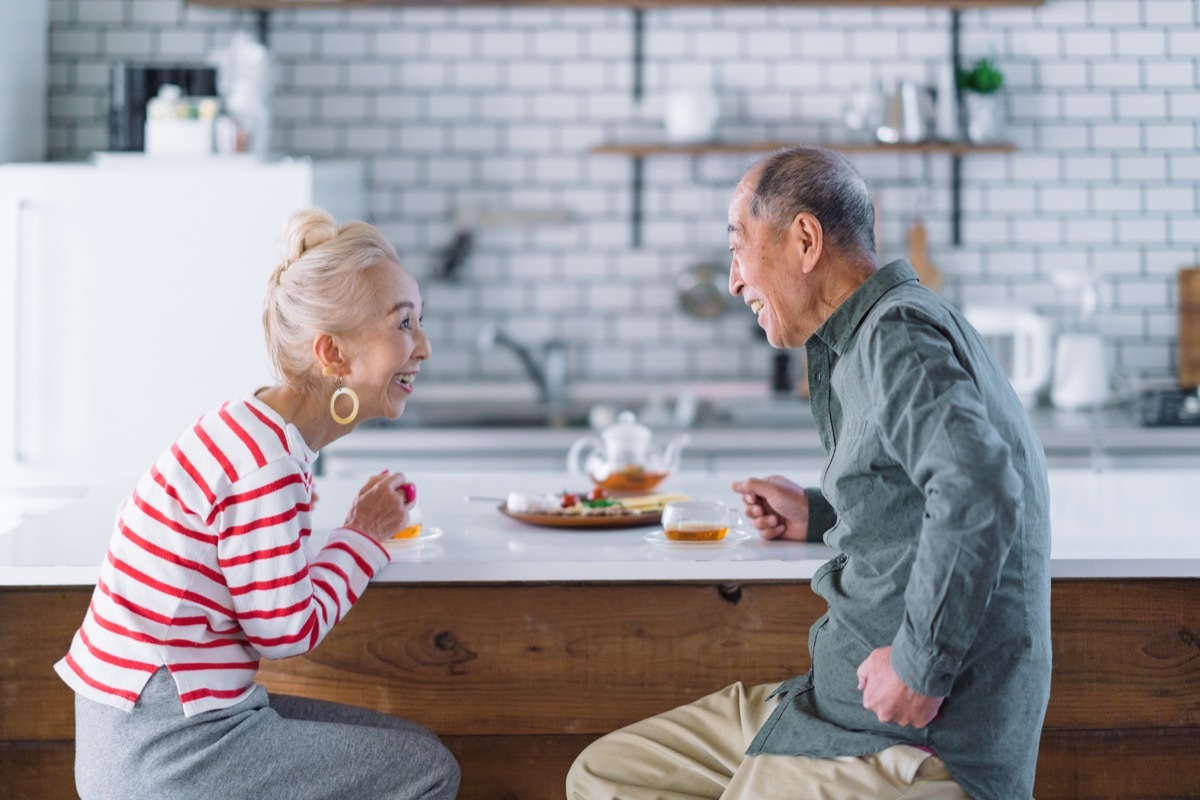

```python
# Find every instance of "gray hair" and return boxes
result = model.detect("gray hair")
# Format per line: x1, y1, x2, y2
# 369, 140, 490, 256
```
747, 146, 876, 254
262, 207, 402, 392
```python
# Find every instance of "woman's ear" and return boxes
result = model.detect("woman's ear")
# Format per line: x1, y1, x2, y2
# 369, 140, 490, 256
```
312, 333, 348, 377
789, 212, 824, 275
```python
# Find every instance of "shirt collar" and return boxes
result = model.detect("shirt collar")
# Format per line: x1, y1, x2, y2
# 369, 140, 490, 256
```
812, 259, 919, 356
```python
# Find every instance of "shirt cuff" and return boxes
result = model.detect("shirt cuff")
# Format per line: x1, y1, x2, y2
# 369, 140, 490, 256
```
889, 626, 960, 698
331, 526, 392, 574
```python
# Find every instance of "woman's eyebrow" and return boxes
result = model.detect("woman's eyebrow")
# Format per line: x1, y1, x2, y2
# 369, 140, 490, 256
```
388, 301, 416, 316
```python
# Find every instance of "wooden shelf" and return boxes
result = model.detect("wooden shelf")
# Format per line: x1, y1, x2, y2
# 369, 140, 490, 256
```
190, 1, 1043, 8
591, 140, 1017, 157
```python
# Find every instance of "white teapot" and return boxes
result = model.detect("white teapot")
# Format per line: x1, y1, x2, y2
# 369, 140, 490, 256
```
567, 411, 689, 493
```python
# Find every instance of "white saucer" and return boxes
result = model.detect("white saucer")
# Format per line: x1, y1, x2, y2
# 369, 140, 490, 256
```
383, 526, 444, 547
643, 528, 753, 546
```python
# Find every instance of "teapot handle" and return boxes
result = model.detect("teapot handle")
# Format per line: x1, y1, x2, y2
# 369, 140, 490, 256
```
566, 436, 602, 476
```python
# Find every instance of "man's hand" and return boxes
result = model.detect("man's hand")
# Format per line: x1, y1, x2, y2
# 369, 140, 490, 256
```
730, 475, 809, 540
857, 646, 944, 729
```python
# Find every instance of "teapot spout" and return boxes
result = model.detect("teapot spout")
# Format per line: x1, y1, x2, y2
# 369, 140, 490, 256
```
662, 434, 691, 470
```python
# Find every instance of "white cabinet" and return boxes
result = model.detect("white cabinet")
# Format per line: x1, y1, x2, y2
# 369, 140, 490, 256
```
0, 158, 364, 489
0, 1, 48, 163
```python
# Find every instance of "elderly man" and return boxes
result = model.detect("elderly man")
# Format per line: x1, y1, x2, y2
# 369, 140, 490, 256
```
566, 146, 1051, 800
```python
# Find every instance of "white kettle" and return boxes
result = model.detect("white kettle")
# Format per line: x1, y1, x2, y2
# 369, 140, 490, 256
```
963, 306, 1054, 408
1051, 333, 1109, 411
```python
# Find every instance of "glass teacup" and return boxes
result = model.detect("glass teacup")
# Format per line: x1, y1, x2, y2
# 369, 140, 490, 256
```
392, 501, 423, 540
661, 499, 735, 542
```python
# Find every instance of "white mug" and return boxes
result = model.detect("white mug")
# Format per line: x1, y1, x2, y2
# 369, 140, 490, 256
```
663, 91, 720, 143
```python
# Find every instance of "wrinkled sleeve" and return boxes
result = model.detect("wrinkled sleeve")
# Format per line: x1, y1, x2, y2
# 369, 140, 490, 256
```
866, 311, 1024, 698
804, 487, 838, 543
214, 462, 390, 660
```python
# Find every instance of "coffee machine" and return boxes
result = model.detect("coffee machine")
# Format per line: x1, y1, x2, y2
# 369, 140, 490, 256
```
108, 62, 217, 151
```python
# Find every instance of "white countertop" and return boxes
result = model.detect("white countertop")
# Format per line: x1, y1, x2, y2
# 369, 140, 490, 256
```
2, 469, 1198, 586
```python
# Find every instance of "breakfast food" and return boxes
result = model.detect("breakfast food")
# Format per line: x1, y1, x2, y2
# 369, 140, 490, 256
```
508, 490, 691, 518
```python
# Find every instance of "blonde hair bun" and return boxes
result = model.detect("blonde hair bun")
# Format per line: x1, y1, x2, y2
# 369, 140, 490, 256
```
282, 208, 339, 266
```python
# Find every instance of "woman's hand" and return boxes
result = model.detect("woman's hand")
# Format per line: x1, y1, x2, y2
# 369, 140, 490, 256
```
730, 475, 809, 541
344, 470, 417, 543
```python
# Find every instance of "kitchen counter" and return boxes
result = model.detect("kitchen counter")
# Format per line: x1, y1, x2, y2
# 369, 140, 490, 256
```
3, 467, 1198, 586
321, 391, 1200, 476
5, 467, 1199, 799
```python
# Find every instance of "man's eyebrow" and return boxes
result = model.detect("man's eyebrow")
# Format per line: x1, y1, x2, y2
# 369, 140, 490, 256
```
727, 224, 740, 234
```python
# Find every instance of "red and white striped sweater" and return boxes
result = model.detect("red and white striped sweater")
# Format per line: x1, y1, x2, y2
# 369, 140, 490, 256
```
55, 395, 390, 717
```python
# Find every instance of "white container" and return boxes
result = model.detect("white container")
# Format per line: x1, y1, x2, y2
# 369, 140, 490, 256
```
662, 91, 720, 143
144, 117, 214, 156
1051, 333, 1110, 411
963, 306, 1054, 408
934, 62, 960, 141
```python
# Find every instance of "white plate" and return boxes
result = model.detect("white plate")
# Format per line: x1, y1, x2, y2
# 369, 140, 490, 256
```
643, 528, 753, 546
383, 526, 444, 547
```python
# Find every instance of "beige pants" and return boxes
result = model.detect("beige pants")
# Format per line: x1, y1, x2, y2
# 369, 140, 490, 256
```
566, 682, 971, 800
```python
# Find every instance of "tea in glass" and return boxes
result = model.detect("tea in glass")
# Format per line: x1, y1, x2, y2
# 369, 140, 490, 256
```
392, 502, 423, 540
662, 499, 731, 542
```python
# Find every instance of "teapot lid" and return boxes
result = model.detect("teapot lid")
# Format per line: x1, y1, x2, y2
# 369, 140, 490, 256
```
602, 411, 652, 445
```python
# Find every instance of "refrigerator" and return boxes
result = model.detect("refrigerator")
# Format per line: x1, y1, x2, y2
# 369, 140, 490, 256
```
0, 157, 365, 490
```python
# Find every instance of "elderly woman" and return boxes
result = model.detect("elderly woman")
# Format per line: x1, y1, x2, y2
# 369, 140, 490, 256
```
55, 209, 459, 800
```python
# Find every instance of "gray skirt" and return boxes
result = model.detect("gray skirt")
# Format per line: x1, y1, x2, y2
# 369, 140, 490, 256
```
74, 668, 459, 800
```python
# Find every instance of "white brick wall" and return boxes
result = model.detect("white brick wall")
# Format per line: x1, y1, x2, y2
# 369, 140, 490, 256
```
44, 0, 1200, 384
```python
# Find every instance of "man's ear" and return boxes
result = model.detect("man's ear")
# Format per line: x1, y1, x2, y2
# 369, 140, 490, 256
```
789, 212, 824, 275
312, 333, 348, 377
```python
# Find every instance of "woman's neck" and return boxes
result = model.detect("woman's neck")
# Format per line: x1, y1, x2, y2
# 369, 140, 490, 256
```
254, 384, 353, 453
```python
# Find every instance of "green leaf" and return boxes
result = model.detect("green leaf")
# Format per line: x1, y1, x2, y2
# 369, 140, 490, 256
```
959, 57, 1004, 94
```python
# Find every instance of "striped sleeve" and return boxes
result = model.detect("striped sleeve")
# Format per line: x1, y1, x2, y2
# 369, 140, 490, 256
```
213, 462, 389, 660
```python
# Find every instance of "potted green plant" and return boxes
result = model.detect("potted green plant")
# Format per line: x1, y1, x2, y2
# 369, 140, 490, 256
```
957, 57, 1006, 143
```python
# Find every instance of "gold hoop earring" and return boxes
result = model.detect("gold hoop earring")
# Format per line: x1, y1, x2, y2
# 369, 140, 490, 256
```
330, 384, 359, 425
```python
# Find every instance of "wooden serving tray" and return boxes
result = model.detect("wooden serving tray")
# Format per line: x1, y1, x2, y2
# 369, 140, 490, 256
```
498, 504, 662, 530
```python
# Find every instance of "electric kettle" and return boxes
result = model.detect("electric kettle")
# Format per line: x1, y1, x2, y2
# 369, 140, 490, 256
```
1051, 333, 1109, 411
963, 306, 1054, 408
1049, 271, 1111, 411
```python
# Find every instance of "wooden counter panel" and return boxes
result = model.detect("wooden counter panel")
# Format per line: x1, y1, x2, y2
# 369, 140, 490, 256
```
1046, 579, 1200, 729
0, 589, 90, 741
5, 580, 1200, 744
254, 582, 817, 736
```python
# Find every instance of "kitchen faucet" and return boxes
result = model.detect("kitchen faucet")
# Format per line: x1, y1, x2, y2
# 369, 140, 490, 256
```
476, 324, 569, 420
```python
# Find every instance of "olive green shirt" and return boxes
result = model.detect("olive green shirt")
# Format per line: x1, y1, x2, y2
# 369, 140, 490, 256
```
747, 260, 1052, 800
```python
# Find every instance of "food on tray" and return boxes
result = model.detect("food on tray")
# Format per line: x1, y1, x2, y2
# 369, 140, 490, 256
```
507, 490, 691, 518
505, 492, 559, 513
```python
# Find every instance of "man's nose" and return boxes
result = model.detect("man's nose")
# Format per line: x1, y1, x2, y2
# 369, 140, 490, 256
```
728, 260, 743, 296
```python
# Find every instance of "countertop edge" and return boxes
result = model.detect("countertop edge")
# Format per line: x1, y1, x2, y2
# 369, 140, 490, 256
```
6, 560, 1200, 587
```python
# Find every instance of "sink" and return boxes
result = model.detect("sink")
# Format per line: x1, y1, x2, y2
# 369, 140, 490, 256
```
365, 395, 815, 430
362, 401, 592, 430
